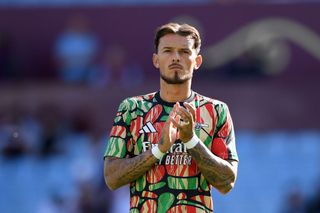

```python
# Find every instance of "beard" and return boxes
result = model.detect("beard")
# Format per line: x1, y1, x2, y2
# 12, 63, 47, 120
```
160, 71, 192, 85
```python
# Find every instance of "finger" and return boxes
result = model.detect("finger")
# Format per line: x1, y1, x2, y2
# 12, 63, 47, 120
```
168, 106, 176, 118
171, 109, 179, 126
175, 111, 189, 124
174, 113, 181, 123
173, 102, 185, 123
168, 123, 177, 142
173, 102, 180, 113
176, 107, 192, 123
165, 110, 176, 130
168, 103, 178, 119
170, 116, 183, 129
183, 102, 195, 121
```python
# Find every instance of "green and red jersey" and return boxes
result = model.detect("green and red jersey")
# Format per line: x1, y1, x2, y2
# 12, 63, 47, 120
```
104, 91, 238, 213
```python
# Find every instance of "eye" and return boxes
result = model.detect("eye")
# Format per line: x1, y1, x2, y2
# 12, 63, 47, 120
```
181, 50, 191, 55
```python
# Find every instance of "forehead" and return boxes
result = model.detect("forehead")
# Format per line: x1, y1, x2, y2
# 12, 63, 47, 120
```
158, 34, 195, 49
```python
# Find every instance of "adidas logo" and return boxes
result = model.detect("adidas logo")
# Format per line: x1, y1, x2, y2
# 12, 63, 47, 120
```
139, 122, 157, 133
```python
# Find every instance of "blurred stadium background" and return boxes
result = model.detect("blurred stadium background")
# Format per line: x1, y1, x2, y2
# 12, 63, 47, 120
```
1, 0, 320, 212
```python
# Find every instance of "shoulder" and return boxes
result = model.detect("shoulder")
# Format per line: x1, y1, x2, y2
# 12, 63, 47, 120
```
120, 92, 157, 109
195, 92, 229, 109
124, 92, 156, 104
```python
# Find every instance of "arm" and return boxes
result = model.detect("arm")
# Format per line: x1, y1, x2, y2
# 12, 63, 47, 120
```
187, 142, 238, 194
171, 102, 238, 194
104, 109, 178, 190
104, 150, 158, 190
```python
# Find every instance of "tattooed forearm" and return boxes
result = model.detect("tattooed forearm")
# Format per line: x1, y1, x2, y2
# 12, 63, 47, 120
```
187, 142, 238, 194
104, 150, 158, 190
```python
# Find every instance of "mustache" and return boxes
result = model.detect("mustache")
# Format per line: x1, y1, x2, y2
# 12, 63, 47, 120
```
168, 63, 183, 69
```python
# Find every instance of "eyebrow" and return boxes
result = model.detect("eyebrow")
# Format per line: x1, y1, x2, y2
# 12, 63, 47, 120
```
161, 47, 192, 51
162, 47, 173, 50
181, 48, 191, 52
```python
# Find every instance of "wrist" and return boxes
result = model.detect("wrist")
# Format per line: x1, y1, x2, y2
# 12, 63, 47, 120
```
151, 145, 165, 160
184, 134, 200, 149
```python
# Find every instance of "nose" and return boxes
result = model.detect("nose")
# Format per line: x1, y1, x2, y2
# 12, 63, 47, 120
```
172, 51, 180, 63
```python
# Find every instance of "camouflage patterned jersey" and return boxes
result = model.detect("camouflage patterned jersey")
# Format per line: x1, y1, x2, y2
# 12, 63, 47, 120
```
104, 91, 238, 213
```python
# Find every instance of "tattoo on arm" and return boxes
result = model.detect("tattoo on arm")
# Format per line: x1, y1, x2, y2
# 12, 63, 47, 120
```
158, 138, 164, 146
187, 142, 237, 192
104, 150, 158, 189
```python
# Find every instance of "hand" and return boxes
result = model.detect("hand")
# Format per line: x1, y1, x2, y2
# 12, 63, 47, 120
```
158, 106, 179, 153
170, 102, 196, 143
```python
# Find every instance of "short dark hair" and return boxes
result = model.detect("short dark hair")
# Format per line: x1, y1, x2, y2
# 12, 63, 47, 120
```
154, 23, 201, 54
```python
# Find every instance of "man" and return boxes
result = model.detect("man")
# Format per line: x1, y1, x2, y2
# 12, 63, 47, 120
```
104, 23, 239, 212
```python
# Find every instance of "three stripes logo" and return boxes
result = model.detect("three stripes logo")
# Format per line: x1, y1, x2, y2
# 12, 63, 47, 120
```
139, 122, 157, 134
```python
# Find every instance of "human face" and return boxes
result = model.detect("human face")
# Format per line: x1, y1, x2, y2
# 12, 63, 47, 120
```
153, 34, 202, 84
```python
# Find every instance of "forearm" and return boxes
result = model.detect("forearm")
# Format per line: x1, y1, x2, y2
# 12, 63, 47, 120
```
187, 141, 237, 194
104, 150, 158, 190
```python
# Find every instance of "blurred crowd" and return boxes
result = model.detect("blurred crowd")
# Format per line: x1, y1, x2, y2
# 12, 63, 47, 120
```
0, 18, 136, 208
53, 15, 144, 89
0, 102, 116, 212
0, 15, 145, 89
282, 186, 320, 213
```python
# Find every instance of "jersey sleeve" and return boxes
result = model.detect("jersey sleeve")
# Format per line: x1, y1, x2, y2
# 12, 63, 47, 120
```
104, 99, 132, 158
211, 103, 239, 162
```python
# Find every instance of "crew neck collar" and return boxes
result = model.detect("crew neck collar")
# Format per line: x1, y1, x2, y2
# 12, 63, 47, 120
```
155, 90, 195, 107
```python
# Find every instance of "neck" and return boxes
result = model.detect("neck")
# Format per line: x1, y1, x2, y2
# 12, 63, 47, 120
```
159, 79, 192, 103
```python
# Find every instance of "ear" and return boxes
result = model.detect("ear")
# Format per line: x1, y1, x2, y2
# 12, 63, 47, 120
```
194, 54, 203, 70
152, 53, 159, 69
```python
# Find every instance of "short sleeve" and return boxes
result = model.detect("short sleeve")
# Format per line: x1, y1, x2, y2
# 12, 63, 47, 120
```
104, 99, 132, 158
211, 103, 239, 161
